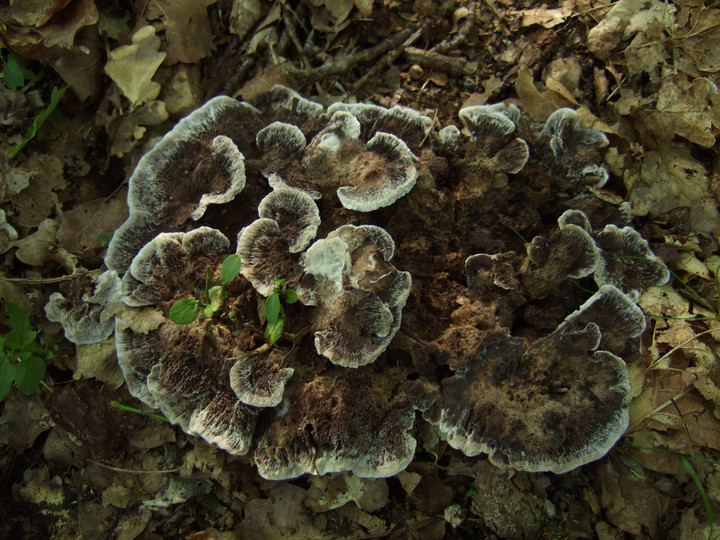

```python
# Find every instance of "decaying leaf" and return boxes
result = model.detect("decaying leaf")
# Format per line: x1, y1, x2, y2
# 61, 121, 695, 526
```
10, 217, 75, 271
514, 67, 567, 121
517, 6, 571, 29
644, 75, 718, 148
597, 457, 671, 537
0, 0, 99, 59
104, 26, 166, 106
75, 338, 125, 389
625, 142, 720, 235
5, 154, 67, 228
143, 0, 217, 64
230, 0, 265, 40
56, 194, 129, 255
106, 101, 169, 157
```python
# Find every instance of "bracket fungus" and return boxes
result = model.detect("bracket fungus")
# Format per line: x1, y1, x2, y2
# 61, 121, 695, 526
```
301, 224, 412, 368
104, 97, 255, 274
116, 226, 259, 454
56, 85, 674, 480
45, 270, 122, 345
237, 187, 319, 296
537, 107, 610, 191
451, 103, 530, 199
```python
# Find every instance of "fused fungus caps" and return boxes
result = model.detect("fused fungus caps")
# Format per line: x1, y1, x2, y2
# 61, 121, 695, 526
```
47, 85, 670, 479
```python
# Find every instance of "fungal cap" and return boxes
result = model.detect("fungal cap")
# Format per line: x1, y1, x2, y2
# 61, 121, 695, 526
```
593, 224, 671, 301
123, 227, 230, 307
336, 132, 418, 212
541, 108, 609, 159
230, 352, 295, 408
256, 121, 307, 154
258, 187, 321, 253
237, 218, 293, 297
105, 96, 254, 273
44, 270, 122, 345
435, 322, 631, 474
304, 224, 411, 367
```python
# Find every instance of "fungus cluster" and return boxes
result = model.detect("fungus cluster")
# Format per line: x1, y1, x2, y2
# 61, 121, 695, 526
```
51, 86, 669, 479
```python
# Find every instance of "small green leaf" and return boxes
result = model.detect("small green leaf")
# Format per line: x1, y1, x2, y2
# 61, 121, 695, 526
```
9, 85, 67, 158
272, 278, 286, 293
285, 288, 299, 304
208, 286, 223, 312
265, 293, 281, 324
221, 254, 242, 284
4, 302, 31, 349
0, 360, 17, 400
268, 318, 285, 346
2, 56, 25, 91
204, 267, 212, 302
15, 356, 46, 394
203, 304, 214, 317
169, 298, 199, 324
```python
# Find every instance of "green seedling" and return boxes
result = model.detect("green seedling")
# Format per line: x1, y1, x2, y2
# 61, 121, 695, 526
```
168, 254, 242, 325
264, 279, 298, 346
0, 302, 55, 400
8, 85, 67, 159
111, 400, 170, 423
0, 49, 37, 91
625, 444, 715, 535
2, 46, 68, 159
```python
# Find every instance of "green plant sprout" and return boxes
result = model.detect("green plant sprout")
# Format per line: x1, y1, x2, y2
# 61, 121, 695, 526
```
0, 48, 37, 91
168, 254, 242, 325
111, 400, 170, 423
264, 279, 298, 346
625, 444, 715, 535
2, 46, 68, 159
0, 302, 55, 400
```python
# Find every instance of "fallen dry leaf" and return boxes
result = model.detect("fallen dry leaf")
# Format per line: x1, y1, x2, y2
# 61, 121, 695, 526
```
229, 0, 265, 40
104, 25, 166, 106
56, 193, 129, 254
6, 154, 67, 228
106, 100, 169, 158
597, 457, 671, 537
0, 0, 98, 58
514, 66, 566, 121
517, 6, 571, 29
646, 75, 718, 148
625, 142, 720, 235
74, 338, 125, 389
144, 0, 217, 64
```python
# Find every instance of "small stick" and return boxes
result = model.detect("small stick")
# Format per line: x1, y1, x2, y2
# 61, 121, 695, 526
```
405, 47, 467, 76
343, 28, 423, 99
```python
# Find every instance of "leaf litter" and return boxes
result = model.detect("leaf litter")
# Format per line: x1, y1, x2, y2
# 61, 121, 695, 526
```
1, 0, 720, 538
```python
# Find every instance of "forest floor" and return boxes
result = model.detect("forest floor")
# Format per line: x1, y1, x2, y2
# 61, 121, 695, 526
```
1, 0, 720, 538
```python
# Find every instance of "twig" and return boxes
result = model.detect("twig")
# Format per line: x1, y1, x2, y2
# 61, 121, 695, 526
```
89, 459, 181, 475
648, 327, 720, 370
405, 47, 467, 76
432, 15, 474, 55
343, 28, 423, 99
0, 268, 102, 285
285, 28, 414, 85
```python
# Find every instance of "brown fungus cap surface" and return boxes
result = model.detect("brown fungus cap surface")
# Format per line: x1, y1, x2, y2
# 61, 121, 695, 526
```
116, 227, 259, 454
94, 85, 674, 479
301, 224, 412, 367
430, 286, 633, 474
253, 369, 418, 480
44, 270, 122, 345
105, 97, 258, 274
